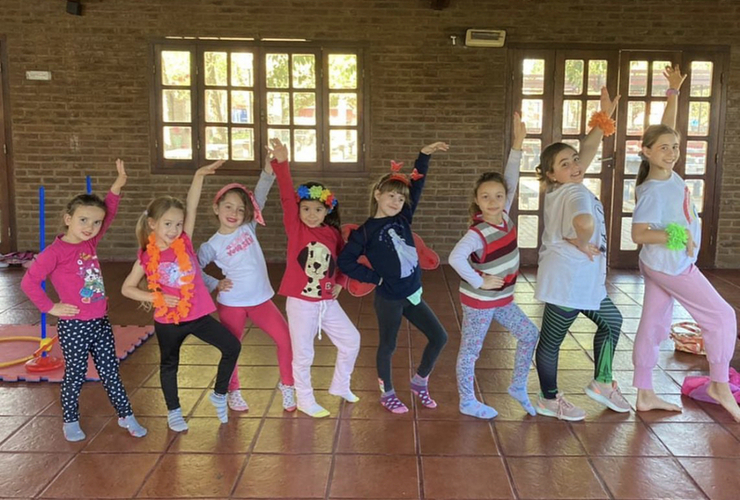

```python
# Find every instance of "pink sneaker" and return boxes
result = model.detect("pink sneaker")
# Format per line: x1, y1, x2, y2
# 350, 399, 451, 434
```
585, 380, 631, 413
535, 394, 586, 421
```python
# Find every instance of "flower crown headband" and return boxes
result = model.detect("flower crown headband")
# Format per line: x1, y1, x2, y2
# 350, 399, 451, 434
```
382, 160, 425, 187
296, 184, 338, 213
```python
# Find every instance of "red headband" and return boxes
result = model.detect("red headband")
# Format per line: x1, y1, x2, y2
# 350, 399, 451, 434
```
382, 160, 424, 187
213, 183, 265, 226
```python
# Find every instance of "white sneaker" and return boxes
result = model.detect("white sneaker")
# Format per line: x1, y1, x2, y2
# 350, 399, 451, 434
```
227, 390, 249, 412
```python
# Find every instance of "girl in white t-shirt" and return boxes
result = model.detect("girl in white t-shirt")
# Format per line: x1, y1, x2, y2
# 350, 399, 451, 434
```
197, 158, 296, 414
631, 66, 740, 422
532, 87, 631, 421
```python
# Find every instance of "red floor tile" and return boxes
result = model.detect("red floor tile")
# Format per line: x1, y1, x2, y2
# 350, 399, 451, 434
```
0, 452, 73, 497
496, 422, 586, 456
592, 456, 705, 499
329, 455, 419, 499
137, 453, 246, 497
337, 419, 416, 454
422, 456, 514, 499
679, 457, 740, 500
233, 454, 332, 498
507, 457, 608, 499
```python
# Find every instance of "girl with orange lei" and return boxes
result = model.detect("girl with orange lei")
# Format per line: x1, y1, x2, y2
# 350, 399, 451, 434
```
121, 161, 241, 432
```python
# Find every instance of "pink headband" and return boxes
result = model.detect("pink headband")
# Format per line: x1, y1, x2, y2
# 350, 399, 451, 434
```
213, 183, 265, 226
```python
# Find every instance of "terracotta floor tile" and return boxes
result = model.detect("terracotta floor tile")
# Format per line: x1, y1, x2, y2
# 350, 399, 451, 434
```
126, 387, 205, 417
142, 365, 216, 388
233, 454, 331, 498
0, 415, 109, 452
592, 456, 705, 499
138, 453, 246, 498
679, 457, 740, 500
496, 422, 586, 456
480, 394, 539, 422
414, 391, 468, 420
329, 455, 419, 499
39, 382, 118, 417
0, 386, 58, 416
253, 418, 337, 453
237, 344, 282, 366
84, 416, 176, 453
418, 420, 498, 456
507, 457, 608, 499
422, 456, 514, 499
571, 422, 670, 456
40, 452, 159, 498
118, 363, 158, 388
649, 422, 740, 457
0, 452, 73, 497
475, 369, 521, 393
169, 417, 260, 453
337, 419, 415, 454
0, 416, 29, 445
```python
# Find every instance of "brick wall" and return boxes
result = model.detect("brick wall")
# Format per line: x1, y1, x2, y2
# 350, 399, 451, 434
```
1, 0, 739, 266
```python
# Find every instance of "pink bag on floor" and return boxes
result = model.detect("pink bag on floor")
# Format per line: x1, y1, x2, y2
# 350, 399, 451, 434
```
681, 367, 740, 404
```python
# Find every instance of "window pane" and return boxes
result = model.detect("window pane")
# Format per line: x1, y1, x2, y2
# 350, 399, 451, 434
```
562, 100, 582, 135
205, 127, 228, 160
294, 129, 317, 162
521, 139, 541, 172
517, 215, 538, 248
651, 60, 671, 96
522, 99, 542, 134
685, 179, 704, 213
688, 102, 710, 136
686, 140, 707, 175
231, 52, 254, 87
522, 59, 545, 95
625, 140, 642, 175
161, 51, 191, 86
564, 60, 584, 95
231, 91, 253, 124
330, 129, 358, 162
621, 217, 638, 250
267, 128, 291, 161
163, 126, 192, 159
328, 54, 357, 89
205, 90, 228, 123
690, 61, 713, 97
267, 92, 290, 125
587, 60, 607, 96
649, 101, 666, 125
584, 178, 601, 198
518, 178, 540, 211
266, 53, 289, 89
293, 92, 316, 126
628, 61, 648, 96
329, 93, 358, 126
292, 54, 316, 89
627, 101, 645, 135
623, 178, 636, 212
589, 143, 603, 174
231, 128, 254, 161
162, 89, 191, 122
204, 51, 227, 86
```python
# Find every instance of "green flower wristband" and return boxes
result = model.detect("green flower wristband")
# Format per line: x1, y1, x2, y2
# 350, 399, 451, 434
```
665, 223, 689, 250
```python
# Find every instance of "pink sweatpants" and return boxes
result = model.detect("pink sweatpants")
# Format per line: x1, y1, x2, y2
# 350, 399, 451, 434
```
217, 300, 294, 391
285, 297, 361, 408
633, 262, 737, 389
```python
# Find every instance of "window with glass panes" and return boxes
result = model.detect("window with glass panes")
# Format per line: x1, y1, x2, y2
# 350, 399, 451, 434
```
151, 41, 364, 174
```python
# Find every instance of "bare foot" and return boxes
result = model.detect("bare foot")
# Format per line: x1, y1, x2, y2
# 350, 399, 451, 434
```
636, 389, 682, 412
707, 382, 740, 422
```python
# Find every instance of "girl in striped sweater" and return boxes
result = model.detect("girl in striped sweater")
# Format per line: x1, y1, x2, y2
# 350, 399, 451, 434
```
449, 114, 539, 419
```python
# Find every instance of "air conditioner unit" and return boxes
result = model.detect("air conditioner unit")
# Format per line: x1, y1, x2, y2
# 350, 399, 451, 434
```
465, 29, 506, 48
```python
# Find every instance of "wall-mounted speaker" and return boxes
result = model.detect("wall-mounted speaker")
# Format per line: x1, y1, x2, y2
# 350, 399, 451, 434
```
66, 1, 82, 16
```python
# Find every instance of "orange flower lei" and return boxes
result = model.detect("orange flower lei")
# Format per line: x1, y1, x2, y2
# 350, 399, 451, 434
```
588, 111, 616, 137
145, 233, 195, 324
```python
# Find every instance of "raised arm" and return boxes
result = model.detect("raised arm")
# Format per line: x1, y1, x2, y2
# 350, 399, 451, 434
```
661, 64, 687, 129
504, 113, 526, 212
268, 138, 301, 230
184, 160, 224, 238
579, 87, 620, 170
404, 141, 449, 219
253, 156, 276, 211
91, 159, 127, 244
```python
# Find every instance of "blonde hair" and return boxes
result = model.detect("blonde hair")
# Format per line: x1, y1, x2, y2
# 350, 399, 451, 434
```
135, 196, 186, 249
369, 174, 411, 216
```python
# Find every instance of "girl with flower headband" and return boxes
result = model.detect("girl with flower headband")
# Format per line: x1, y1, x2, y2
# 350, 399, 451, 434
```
197, 156, 296, 414
121, 160, 241, 432
21, 160, 147, 442
338, 141, 450, 414
269, 137, 360, 418
532, 87, 629, 421
631, 66, 740, 421
449, 113, 540, 419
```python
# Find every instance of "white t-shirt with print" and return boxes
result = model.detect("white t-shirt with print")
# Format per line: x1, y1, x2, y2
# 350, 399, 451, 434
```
633, 171, 701, 276
535, 182, 608, 310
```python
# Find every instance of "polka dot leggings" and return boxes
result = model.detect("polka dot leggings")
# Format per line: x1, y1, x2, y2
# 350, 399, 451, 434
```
57, 317, 133, 423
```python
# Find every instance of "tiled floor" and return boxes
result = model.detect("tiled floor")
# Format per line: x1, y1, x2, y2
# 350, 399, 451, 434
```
1, 262, 740, 499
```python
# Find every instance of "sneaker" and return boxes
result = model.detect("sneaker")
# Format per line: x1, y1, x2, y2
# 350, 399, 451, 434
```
227, 390, 249, 412
535, 393, 586, 421
585, 380, 631, 413
279, 382, 297, 412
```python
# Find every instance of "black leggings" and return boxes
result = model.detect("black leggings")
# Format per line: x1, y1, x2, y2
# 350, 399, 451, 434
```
374, 292, 448, 392
155, 315, 241, 411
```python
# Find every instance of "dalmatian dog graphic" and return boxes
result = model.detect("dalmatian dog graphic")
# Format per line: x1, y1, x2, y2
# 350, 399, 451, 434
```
298, 241, 336, 298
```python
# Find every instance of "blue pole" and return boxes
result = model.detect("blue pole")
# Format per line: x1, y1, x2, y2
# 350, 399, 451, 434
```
86, 176, 92, 194
39, 186, 47, 350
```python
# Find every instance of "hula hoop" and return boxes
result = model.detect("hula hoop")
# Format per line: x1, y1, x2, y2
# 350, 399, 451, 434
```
0, 336, 45, 368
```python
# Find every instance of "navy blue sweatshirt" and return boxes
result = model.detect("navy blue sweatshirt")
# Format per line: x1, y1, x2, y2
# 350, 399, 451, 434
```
338, 152, 431, 300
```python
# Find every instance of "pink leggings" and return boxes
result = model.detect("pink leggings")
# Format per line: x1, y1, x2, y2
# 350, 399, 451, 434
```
217, 300, 294, 391
633, 262, 737, 389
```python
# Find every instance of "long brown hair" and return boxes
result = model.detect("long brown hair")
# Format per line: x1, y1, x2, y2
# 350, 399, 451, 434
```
468, 172, 507, 224
369, 174, 411, 217
535, 142, 578, 189
636, 125, 681, 187
214, 187, 253, 224
300, 182, 341, 231
135, 196, 186, 249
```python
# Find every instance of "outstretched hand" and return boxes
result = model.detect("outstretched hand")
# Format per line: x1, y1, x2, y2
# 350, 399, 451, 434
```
664, 64, 687, 91
267, 138, 289, 163
111, 159, 127, 194
196, 159, 225, 177
420, 142, 449, 155
564, 238, 602, 262
599, 86, 621, 118
512, 112, 527, 151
